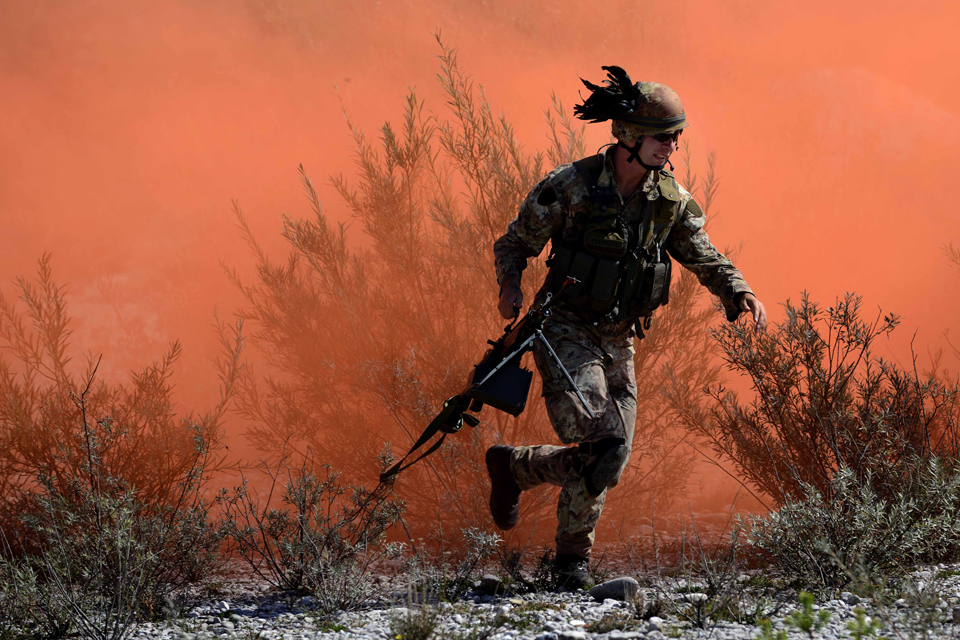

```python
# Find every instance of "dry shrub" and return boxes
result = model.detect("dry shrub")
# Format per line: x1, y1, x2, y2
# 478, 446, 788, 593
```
217, 451, 404, 617
669, 291, 960, 588
0, 255, 239, 545
0, 256, 242, 637
225, 38, 726, 542
671, 291, 960, 503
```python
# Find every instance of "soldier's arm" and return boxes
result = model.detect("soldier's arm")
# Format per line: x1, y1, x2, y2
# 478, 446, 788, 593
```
664, 191, 753, 322
493, 174, 566, 288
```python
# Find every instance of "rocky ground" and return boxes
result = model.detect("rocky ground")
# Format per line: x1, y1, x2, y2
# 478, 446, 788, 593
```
126, 564, 960, 640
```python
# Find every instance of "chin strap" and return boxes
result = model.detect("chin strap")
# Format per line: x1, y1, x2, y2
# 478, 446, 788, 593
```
618, 138, 644, 164
618, 136, 674, 171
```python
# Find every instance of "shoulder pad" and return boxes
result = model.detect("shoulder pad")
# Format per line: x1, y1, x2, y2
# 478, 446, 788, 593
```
537, 183, 558, 206
682, 199, 706, 231
572, 154, 603, 186
656, 172, 680, 202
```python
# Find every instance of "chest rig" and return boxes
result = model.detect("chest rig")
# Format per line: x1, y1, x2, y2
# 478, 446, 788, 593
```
547, 154, 681, 324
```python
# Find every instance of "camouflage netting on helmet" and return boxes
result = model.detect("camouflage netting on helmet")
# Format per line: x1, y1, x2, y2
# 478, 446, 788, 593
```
573, 66, 688, 141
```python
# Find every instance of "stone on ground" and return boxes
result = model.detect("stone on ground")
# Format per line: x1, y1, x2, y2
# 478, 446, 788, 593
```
588, 576, 640, 602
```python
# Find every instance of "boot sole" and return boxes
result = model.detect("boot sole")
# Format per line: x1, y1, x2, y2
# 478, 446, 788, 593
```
486, 445, 520, 530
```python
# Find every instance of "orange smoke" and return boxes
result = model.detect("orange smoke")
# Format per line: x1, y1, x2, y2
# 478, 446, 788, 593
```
2, 1, 959, 514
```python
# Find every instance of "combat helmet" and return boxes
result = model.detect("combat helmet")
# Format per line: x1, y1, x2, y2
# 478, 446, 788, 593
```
574, 66, 688, 169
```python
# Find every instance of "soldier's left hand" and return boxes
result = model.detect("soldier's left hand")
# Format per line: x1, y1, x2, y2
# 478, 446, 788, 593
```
739, 293, 767, 333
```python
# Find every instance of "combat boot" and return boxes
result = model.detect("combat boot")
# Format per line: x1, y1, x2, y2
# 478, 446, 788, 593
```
554, 553, 595, 591
485, 445, 521, 530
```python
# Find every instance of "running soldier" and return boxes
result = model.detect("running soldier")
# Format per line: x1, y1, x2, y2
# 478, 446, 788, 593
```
487, 66, 767, 590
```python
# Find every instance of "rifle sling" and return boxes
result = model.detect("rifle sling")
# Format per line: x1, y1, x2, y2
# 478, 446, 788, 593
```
379, 396, 462, 482
379, 432, 448, 483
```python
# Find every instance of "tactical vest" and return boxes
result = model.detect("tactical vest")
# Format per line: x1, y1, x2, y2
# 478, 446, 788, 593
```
547, 154, 681, 323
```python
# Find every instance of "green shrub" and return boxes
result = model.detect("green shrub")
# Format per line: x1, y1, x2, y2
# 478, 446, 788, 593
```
0, 257, 239, 548
0, 550, 70, 640
784, 591, 830, 637
1, 409, 224, 640
750, 459, 960, 591
673, 291, 960, 588
389, 600, 441, 640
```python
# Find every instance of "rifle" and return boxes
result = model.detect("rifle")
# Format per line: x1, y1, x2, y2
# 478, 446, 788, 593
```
380, 278, 594, 482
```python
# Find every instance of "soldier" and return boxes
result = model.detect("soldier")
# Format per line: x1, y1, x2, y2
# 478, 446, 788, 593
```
487, 66, 767, 590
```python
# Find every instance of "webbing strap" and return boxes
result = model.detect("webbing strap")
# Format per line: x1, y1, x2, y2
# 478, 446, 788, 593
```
379, 432, 448, 483
379, 395, 465, 483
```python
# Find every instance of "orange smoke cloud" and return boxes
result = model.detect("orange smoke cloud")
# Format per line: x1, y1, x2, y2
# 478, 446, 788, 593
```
1, 1, 958, 494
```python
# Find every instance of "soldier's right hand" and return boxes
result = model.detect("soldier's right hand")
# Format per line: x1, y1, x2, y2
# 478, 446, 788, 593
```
498, 277, 523, 320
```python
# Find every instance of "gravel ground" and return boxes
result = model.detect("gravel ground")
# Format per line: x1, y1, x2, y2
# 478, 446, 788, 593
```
123, 565, 960, 640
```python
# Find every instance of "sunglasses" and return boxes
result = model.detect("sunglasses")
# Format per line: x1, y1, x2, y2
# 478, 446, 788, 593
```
650, 131, 682, 144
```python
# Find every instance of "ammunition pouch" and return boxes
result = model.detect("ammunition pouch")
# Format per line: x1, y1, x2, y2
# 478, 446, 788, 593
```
545, 154, 679, 323
548, 245, 621, 313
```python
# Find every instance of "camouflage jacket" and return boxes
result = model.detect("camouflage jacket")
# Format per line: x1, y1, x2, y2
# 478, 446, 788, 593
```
494, 146, 752, 334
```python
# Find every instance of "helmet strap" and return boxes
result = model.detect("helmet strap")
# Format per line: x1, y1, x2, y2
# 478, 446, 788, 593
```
619, 136, 667, 171
618, 138, 643, 164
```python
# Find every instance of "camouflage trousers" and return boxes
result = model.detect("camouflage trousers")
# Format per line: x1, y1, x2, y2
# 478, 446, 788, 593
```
508, 314, 637, 558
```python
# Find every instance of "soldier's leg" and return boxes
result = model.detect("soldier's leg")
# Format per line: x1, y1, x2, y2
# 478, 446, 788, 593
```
602, 339, 638, 490
556, 339, 636, 557
510, 445, 577, 490
501, 329, 607, 494
531, 329, 631, 559
489, 329, 636, 546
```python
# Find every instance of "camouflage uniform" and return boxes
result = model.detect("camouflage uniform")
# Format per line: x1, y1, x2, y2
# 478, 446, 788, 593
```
493, 145, 752, 558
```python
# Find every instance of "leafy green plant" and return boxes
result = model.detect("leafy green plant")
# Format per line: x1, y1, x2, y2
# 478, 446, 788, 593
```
389, 598, 440, 640
0, 257, 238, 552
0, 392, 225, 640
757, 618, 787, 640
675, 291, 960, 588
847, 607, 883, 640
585, 610, 637, 633
784, 591, 830, 638
0, 549, 70, 640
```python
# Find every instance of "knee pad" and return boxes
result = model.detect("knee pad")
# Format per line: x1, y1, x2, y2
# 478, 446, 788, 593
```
578, 437, 629, 497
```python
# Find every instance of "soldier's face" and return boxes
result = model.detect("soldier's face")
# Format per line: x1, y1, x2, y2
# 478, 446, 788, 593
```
639, 132, 679, 167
